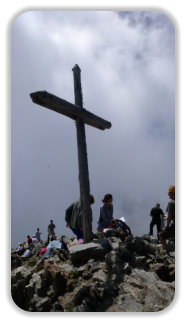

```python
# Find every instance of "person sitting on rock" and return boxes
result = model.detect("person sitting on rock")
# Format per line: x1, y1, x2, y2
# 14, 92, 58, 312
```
27, 235, 32, 245
149, 203, 164, 240
32, 235, 38, 243
97, 194, 113, 232
159, 186, 175, 253
65, 194, 95, 243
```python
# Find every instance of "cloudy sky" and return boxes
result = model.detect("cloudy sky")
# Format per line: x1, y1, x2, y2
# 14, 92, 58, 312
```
11, 11, 175, 248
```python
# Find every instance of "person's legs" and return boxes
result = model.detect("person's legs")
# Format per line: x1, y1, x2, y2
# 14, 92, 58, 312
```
159, 233, 167, 250
156, 221, 161, 240
149, 219, 155, 235
70, 228, 83, 240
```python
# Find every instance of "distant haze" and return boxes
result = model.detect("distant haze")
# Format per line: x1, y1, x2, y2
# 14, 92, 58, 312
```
11, 11, 175, 248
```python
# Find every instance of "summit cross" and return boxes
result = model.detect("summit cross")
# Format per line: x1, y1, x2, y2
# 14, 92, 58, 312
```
30, 64, 112, 243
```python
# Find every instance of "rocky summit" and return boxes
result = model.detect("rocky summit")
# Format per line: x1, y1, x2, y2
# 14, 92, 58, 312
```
11, 233, 175, 312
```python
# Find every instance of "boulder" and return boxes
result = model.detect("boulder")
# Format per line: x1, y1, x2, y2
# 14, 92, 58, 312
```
124, 236, 156, 255
105, 250, 123, 274
142, 234, 158, 244
118, 247, 133, 261
69, 239, 112, 264
167, 238, 175, 252
35, 297, 51, 312
11, 254, 22, 269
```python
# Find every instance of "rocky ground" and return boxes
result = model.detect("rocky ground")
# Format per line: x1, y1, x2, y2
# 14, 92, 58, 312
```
11, 232, 175, 312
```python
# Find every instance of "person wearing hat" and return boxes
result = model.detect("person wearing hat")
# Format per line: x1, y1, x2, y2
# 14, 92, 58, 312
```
159, 186, 175, 252
97, 194, 113, 232
149, 203, 164, 239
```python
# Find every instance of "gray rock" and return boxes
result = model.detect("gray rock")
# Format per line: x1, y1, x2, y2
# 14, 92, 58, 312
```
93, 269, 107, 283
134, 255, 147, 267
35, 297, 51, 312
167, 239, 175, 252
118, 247, 132, 261
11, 266, 33, 285
110, 242, 120, 250
105, 250, 123, 274
142, 234, 158, 244
69, 239, 112, 263
11, 254, 23, 269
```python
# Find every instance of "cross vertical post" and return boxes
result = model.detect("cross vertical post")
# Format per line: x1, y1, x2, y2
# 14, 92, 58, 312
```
72, 64, 92, 243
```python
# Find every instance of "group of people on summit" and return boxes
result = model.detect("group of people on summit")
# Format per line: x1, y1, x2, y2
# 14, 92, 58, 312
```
24, 185, 175, 254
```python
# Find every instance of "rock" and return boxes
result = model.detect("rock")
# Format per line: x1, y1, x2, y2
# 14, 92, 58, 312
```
167, 238, 175, 252
142, 234, 158, 244
93, 269, 107, 283
118, 247, 133, 262
155, 264, 175, 282
134, 255, 147, 267
125, 236, 156, 255
11, 233, 175, 312
110, 237, 122, 244
69, 239, 112, 264
11, 266, 33, 286
110, 242, 120, 250
53, 302, 64, 312
44, 263, 68, 296
105, 250, 123, 275
123, 262, 132, 275
35, 297, 51, 312
11, 254, 22, 269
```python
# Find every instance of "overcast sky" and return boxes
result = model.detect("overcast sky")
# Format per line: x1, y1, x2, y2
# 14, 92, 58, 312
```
11, 11, 175, 248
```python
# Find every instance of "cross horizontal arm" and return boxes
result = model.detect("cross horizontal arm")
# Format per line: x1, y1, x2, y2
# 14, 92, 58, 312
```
30, 91, 112, 130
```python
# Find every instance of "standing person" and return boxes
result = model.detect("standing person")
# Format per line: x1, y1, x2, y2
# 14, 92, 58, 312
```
36, 228, 42, 241
47, 220, 55, 243
149, 203, 164, 239
97, 194, 113, 232
159, 186, 175, 253
65, 194, 95, 243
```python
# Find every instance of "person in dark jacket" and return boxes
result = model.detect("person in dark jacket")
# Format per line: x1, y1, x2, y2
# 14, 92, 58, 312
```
149, 203, 164, 239
65, 194, 95, 241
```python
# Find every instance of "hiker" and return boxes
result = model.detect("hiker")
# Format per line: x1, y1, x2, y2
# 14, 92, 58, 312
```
47, 220, 56, 243
65, 194, 95, 243
159, 186, 175, 252
27, 235, 32, 245
149, 203, 164, 240
35, 228, 42, 241
97, 194, 113, 232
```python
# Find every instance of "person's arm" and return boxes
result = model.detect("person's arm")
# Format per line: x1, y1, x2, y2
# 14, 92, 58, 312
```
150, 209, 153, 217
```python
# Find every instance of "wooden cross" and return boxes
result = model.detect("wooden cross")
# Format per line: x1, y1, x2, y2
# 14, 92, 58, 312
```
30, 64, 112, 243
